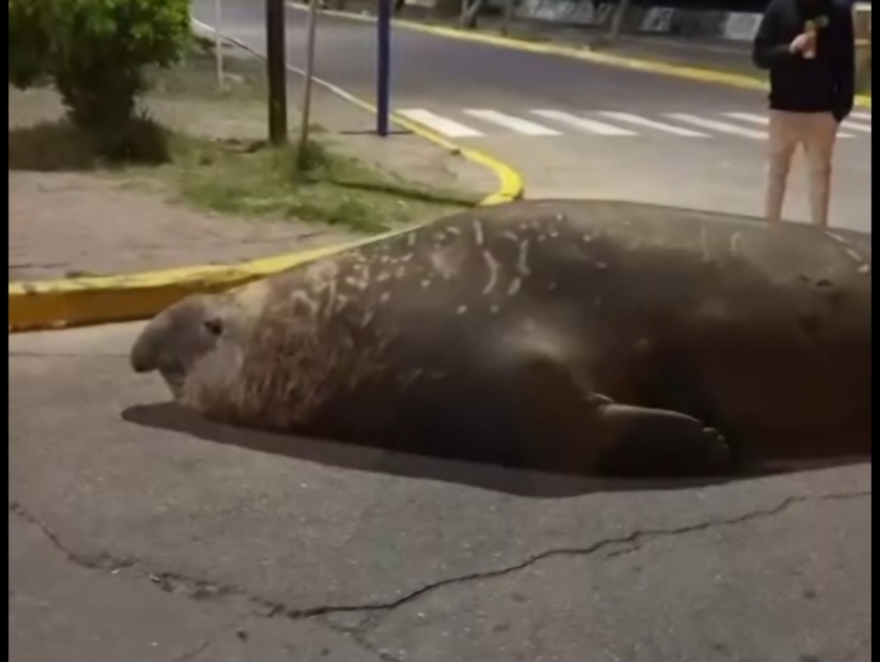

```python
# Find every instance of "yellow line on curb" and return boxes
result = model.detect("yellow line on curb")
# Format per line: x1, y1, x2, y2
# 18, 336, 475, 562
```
8, 19, 525, 334
296, 3, 871, 110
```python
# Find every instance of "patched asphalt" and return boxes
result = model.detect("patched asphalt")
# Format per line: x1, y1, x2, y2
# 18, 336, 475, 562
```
9, 323, 872, 661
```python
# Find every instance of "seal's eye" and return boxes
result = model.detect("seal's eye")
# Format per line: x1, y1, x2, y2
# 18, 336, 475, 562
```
204, 318, 223, 336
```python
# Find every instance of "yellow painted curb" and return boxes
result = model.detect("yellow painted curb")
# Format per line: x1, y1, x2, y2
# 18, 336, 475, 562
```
9, 233, 391, 333
8, 21, 525, 334
300, 4, 871, 110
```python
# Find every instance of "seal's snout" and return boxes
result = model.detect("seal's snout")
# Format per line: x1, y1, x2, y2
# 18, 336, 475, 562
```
130, 315, 166, 373
128, 295, 227, 400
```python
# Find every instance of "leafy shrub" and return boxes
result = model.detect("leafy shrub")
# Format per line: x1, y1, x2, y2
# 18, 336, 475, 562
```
8, 0, 191, 160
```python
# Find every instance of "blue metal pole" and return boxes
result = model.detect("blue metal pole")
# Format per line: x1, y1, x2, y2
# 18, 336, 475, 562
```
377, 0, 391, 136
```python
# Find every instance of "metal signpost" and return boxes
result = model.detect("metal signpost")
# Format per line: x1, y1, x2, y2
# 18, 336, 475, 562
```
377, 0, 392, 136
298, 0, 321, 166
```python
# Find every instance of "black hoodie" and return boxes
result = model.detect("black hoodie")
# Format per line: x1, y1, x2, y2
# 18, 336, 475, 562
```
752, 0, 855, 121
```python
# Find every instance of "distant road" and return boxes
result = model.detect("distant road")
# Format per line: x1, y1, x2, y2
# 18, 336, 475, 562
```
192, 0, 872, 231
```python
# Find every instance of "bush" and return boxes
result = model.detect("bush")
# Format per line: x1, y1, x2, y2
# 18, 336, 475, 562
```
8, 0, 191, 160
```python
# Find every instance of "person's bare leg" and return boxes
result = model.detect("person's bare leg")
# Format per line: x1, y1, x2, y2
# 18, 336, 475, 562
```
803, 112, 839, 229
764, 110, 801, 224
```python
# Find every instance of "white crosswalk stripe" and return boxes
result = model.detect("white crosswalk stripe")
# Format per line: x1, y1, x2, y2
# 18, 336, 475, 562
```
723, 112, 857, 139
666, 113, 767, 139
530, 110, 636, 135
396, 109, 484, 138
394, 107, 874, 143
597, 111, 709, 137
842, 120, 872, 133
463, 109, 562, 136
724, 112, 770, 125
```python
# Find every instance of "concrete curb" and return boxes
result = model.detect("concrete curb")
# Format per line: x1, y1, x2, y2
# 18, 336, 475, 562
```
300, 3, 871, 109
8, 19, 525, 333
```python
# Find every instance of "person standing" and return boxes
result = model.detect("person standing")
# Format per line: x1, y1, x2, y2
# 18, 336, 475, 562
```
752, 0, 856, 228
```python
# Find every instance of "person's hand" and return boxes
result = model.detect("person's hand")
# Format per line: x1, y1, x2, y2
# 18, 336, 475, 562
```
789, 31, 816, 54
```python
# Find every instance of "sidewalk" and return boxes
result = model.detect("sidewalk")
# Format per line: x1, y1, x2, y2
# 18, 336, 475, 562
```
9, 48, 491, 283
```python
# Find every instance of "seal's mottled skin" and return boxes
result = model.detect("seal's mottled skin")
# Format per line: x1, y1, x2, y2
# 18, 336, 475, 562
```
131, 200, 872, 477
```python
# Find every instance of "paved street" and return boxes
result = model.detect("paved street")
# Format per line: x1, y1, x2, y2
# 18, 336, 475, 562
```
391, 108, 872, 142
8, 324, 873, 662
193, 0, 871, 230
9, 5, 872, 662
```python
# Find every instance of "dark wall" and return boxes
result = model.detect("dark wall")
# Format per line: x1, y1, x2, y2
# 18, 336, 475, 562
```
628, 0, 769, 10
629, 0, 866, 9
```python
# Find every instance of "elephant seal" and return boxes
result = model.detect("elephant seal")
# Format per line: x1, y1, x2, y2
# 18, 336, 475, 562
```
130, 200, 872, 477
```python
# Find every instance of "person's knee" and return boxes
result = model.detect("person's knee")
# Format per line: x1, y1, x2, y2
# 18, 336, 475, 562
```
806, 134, 837, 175
767, 153, 793, 178
807, 155, 833, 178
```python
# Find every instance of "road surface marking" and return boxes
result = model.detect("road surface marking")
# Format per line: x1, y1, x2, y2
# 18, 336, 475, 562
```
724, 112, 769, 124
464, 110, 562, 136
666, 113, 767, 139
850, 111, 872, 122
530, 110, 636, 136
396, 109, 484, 138
392, 108, 867, 141
842, 120, 872, 133
724, 112, 856, 138
597, 111, 709, 137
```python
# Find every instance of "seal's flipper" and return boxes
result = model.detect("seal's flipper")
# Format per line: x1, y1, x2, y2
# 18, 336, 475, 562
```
503, 356, 609, 473
594, 404, 732, 478
502, 349, 732, 477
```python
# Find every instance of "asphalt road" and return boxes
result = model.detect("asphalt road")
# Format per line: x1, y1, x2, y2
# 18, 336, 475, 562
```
9, 323, 873, 662
193, 0, 872, 231
8, 7, 872, 661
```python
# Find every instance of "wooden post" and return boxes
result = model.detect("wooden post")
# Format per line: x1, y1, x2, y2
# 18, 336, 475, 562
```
607, 0, 630, 44
266, 0, 288, 145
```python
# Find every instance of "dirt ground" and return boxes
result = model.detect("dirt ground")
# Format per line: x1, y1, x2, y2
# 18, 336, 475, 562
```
8, 52, 492, 282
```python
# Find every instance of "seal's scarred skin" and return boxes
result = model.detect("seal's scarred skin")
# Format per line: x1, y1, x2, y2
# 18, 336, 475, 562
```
130, 200, 872, 477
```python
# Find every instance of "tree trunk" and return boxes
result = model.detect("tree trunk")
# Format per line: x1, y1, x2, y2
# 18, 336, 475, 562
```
500, 0, 516, 35
459, 0, 486, 29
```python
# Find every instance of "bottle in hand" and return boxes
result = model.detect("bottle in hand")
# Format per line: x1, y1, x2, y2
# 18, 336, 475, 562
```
803, 20, 817, 59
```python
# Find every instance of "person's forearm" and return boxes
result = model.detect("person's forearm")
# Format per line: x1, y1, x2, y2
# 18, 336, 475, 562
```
753, 41, 793, 69
752, 7, 791, 70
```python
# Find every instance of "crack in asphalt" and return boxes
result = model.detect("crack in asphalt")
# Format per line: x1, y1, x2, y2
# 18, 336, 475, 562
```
280, 490, 872, 627
321, 618, 407, 662
8, 501, 401, 661
157, 612, 255, 662
165, 638, 213, 662
9, 502, 387, 661
9, 490, 871, 642
9, 501, 139, 573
